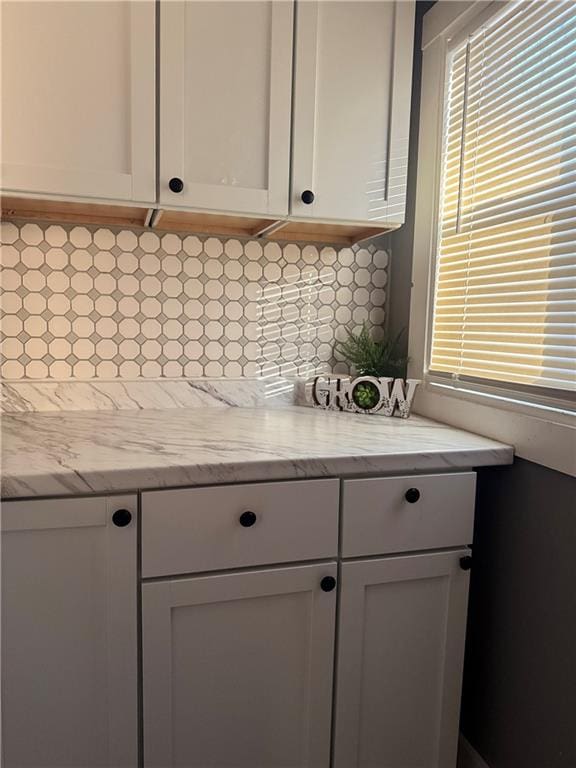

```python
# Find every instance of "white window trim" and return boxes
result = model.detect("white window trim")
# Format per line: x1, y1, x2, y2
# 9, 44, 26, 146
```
408, 0, 576, 477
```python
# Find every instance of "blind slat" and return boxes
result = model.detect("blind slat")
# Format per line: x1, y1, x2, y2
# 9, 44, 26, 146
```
444, 159, 576, 205
440, 249, 576, 273
438, 266, 576, 286
466, 0, 565, 65
466, 4, 576, 79
430, 356, 575, 375
442, 187, 576, 233
441, 220, 576, 254
444, 102, 576, 173
461, 42, 576, 130
456, 147, 576, 200
464, 21, 576, 110
435, 333, 576, 344
433, 342, 576, 356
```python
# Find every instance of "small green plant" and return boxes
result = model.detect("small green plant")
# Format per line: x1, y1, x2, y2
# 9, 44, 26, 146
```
352, 381, 380, 410
335, 324, 408, 410
335, 322, 408, 379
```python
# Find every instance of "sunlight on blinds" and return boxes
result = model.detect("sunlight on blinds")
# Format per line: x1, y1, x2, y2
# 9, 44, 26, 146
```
430, 0, 576, 392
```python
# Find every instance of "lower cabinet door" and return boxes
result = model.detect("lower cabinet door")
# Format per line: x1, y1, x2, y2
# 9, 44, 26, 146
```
333, 550, 471, 768
1, 495, 138, 768
143, 562, 337, 768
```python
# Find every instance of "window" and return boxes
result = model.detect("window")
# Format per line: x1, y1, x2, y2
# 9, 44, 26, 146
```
429, 0, 576, 398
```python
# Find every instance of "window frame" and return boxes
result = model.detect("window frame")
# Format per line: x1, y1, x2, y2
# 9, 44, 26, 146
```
408, 0, 576, 476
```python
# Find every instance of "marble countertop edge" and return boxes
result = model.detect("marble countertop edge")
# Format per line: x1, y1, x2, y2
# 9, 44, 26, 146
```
1, 406, 513, 499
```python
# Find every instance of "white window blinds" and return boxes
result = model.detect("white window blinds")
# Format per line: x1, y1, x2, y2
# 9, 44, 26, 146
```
430, 0, 576, 393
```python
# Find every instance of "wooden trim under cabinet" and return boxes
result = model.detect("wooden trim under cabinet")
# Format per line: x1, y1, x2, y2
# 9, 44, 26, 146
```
1, 195, 153, 229
265, 218, 397, 246
1, 194, 399, 245
151, 207, 278, 239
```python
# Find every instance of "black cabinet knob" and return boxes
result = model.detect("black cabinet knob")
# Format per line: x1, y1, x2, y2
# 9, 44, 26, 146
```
112, 509, 132, 527
169, 177, 184, 193
405, 487, 421, 504
460, 556, 473, 571
239, 510, 257, 528
301, 190, 315, 205
320, 576, 336, 592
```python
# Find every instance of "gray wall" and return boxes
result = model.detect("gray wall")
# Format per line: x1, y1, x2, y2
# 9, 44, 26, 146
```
390, 4, 576, 767
385, 0, 434, 355
462, 459, 576, 768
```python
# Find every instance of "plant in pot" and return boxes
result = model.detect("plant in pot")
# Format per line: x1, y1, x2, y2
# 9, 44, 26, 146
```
335, 323, 408, 411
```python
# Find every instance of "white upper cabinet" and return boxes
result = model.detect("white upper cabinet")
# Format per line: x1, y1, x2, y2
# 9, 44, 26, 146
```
159, 1, 294, 216
1, 0, 415, 233
0, 1, 156, 204
291, 1, 415, 225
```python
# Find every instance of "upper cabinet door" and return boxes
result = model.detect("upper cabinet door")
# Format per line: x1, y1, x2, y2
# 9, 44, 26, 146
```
0, 1, 156, 204
291, 0, 415, 225
160, 0, 293, 217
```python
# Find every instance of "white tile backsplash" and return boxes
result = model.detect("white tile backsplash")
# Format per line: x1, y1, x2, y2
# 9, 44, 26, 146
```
0, 221, 388, 381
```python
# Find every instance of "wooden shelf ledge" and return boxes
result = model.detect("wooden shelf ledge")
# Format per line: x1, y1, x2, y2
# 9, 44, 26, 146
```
1, 195, 397, 246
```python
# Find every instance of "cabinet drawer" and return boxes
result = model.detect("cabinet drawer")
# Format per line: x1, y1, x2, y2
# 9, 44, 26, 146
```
341, 472, 476, 557
142, 479, 339, 577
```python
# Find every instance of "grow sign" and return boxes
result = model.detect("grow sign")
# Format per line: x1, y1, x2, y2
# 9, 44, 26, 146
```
310, 375, 420, 418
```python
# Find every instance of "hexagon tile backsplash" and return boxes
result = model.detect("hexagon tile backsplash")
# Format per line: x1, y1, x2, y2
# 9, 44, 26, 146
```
0, 221, 388, 382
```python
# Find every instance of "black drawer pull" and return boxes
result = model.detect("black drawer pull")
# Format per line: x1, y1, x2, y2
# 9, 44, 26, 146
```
404, 488, 420, 503
460, 556, 472, 571
239, 510, 257, 528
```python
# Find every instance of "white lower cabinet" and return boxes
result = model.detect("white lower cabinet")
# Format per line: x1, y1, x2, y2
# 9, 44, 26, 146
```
142, 562, 337, 768
1, 495, 138, 768
333, 550, 471, 768
2, 473, 473, 768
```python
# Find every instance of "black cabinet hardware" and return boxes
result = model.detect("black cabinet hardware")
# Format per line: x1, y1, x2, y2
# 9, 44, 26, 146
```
112, 509, 132, 527
239, 510, 257, 528
320, 576, 336, 592
169, 177, 184, 193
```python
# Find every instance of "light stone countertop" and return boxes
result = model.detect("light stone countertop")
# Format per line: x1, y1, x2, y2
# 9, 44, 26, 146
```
1, 406, 513, 499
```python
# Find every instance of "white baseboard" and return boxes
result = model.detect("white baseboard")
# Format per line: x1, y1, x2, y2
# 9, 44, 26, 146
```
458, 734, 490, 768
